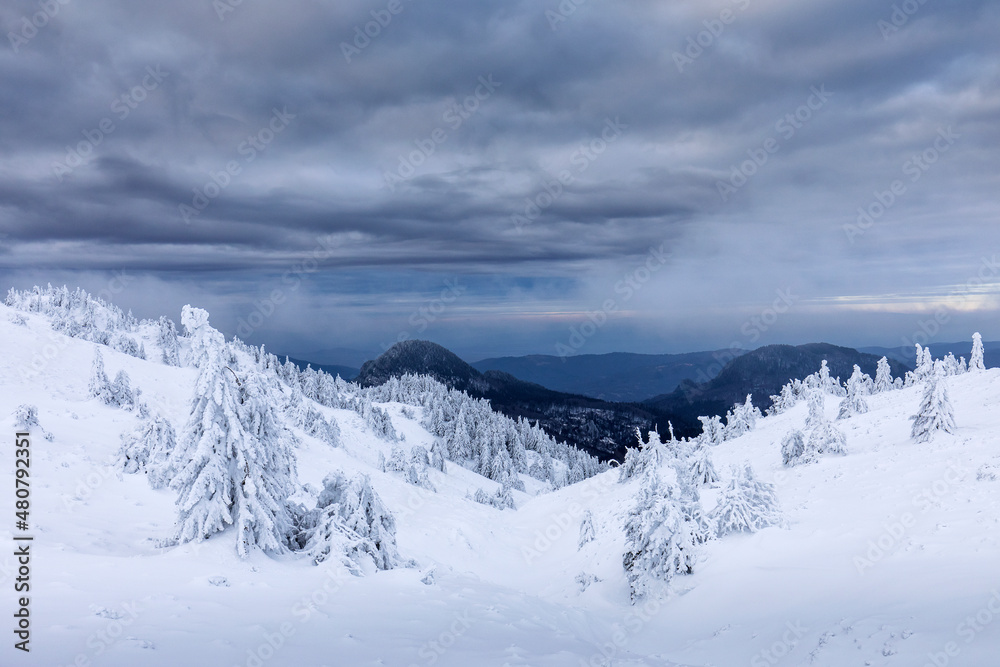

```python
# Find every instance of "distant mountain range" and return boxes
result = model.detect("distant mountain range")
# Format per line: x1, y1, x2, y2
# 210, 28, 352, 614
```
644, 343, 912, 423
471, 350, 746, 403
354, 340, 681, 460
285, 339, 1000, 460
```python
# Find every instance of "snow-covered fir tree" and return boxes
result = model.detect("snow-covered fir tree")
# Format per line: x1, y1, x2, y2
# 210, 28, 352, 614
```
117, 414, 177, 489
157, 316, 182, 367
169, 330, 297, 557
712, 463, 781, 537
911, 361, 957, 443
12, 404, 53, 440
783, 390, 847, 466
780, 430, 806, 467
688, 442, 720, 485
297, 472, 401, 571
837, 365, 870, 420
723, 395, 760, 440
622, 471, 698, 602
873, 356, 894, 393
697, 415, 725, 446
970, 332, 986, 372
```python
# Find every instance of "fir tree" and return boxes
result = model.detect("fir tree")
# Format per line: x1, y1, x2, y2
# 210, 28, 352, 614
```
712, 463, 781, 537
622, 472, 697, 602
873, 356, 893, 393
970, 332, 986, 372
911, 362, 957, 443
170, 351, 297, 557
837, 365, 870, 420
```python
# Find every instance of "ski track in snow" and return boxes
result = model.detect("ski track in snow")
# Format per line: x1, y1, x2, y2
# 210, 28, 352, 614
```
2, 303, 1000, 666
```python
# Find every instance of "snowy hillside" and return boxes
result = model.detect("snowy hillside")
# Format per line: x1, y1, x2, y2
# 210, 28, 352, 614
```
2, 287, 1000, 666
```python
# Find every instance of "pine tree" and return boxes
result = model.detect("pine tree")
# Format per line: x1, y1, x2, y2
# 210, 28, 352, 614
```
712, 463, 781, 537
780, 430, 807, 466
117, 414, 177, 489
622, 473, 696, 602
873, 356, 893, 393
158, 317, 182, 366
689, 443, 719, 485
303, 472, 400, 571
837, 365, 870, 419
911, 362, 957, 443
170, 352, 297, 557
88, 349, 112, 402
970, 332, 986, 372
697, 415, 725, 446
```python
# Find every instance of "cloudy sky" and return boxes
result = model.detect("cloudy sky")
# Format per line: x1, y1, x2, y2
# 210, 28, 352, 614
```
1, 0, 998, 362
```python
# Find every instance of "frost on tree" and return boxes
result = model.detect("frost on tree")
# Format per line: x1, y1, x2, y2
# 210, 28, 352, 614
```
697, 415, 725, 446
117, 414, 177, 489
712, 463, 781, 537
689, 442, 720, 485
622, 472, 698, 603
297, 472, 401, 572
157, 316, 182, 367
12, 404, 53, 440
783, 390, 846, 466
180, 305, 220, 367
780, 430, 806, 466
837, 365, 870, 420
873, 357, 894, 393
724, 395, 760, 440
767, 381, 801, 416
170, 349, 297, 558
578, 509, 595, 549
910, 362, 957, 443
970, 332, 986, 372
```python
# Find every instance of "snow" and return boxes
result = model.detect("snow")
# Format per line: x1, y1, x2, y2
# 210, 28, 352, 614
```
3, 300, 1000, 666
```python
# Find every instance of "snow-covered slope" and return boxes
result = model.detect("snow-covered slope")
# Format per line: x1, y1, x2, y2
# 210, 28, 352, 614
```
2, 298, 1000, 666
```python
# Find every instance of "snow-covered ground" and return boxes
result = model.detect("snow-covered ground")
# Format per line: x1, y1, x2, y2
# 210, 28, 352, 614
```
2, 300, 999, 667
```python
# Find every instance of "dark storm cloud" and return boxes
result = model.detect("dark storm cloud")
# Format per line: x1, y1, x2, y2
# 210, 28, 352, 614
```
1, 0, 998, 354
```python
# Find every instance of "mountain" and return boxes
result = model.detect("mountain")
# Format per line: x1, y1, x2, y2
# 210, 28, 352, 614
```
860, 340, 1000, 369
471, 349, 748, 402
356, 340, 695, 459
645, 342, 912, 424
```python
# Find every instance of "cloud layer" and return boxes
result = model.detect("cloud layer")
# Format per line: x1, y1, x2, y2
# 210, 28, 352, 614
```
2, 0, 998, 359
